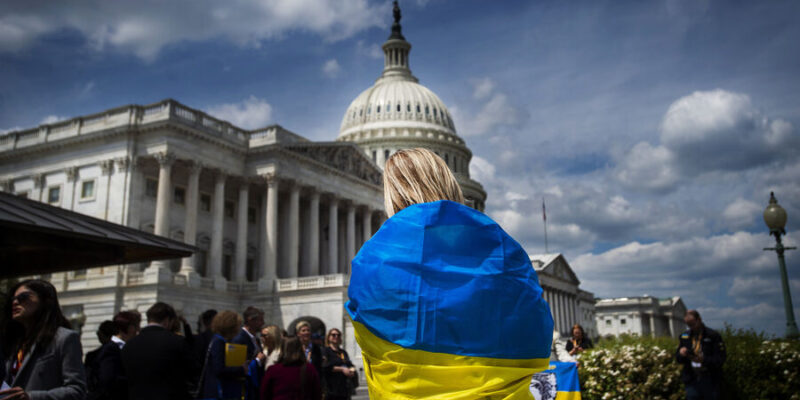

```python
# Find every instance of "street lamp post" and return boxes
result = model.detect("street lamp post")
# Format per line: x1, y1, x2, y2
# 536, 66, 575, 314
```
763, 192, 799, 339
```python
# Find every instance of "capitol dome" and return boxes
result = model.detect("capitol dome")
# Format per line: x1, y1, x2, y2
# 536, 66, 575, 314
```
337, 1, 486, 210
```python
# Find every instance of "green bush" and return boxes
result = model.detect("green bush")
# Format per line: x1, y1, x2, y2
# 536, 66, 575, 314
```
719, 326, 800, 400
577, 329, 800, 400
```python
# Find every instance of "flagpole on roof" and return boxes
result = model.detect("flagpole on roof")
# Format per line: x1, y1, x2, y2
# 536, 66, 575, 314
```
543, 197, 549, 254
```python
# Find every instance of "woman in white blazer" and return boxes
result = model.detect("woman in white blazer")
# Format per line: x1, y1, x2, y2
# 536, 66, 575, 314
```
0, 279, 86, 400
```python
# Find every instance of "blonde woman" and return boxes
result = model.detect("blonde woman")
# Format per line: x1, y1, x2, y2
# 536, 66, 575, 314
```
260, 325, 282, 369
346, 148, 554, 399
294, 320, 322, 374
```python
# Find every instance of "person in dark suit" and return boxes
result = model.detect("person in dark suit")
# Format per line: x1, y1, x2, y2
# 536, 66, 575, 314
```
676, 310, 726, 400
194, 309, 217, 364
89, 310, 141, 400
121, 302, 199, 400
0, 279, 86, 400
85, 320, 117, 394
232, 307, 266, 400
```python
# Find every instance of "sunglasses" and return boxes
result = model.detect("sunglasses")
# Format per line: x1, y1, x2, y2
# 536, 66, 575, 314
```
12, 291, 35, 304
329, 333, 341, 337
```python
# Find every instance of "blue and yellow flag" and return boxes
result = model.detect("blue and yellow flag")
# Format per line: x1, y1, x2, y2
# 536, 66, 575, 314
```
346, 200, 554, 399
530, 362, 581, 400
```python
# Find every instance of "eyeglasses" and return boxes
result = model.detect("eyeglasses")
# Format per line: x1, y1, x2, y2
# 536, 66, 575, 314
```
12, 291, 34, 304
329, 333, 341, 337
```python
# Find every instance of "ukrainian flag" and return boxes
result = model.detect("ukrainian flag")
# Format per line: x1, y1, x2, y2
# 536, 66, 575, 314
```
531, 362, 581, 400
346, 200, 554, 399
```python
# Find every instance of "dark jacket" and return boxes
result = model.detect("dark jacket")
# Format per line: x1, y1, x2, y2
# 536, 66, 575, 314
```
121, 325, 199, 400
3, 326, 86, 400
675, 325, 726, 384
321, 346, 354, 398
198, 334, 247, 399
194, 330, 215, 368
87, 340, 127, 400
565, 337, 593, 353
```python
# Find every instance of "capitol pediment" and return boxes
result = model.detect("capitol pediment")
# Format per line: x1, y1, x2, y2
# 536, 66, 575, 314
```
531, 253, 581, 285
284, 142, 382, 186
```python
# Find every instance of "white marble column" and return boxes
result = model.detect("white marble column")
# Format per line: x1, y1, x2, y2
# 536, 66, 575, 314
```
377, 147, 387, 168
649, 313, 656, 337
328, 196, 339, 274
569, 294, 576, 330
361, 207, 372, 246
234, 181, 249, 282
308, 190, 320, 276
346, 203, 356, 274
288, 182, 300, 278
669, 317, 675, 338
209, 171, 226, 282
31, 173, 44, 203
556, 291, 563, 334
153, 152, 174, 237
181, 162, 202, 276
65, 167, 78, 211
262, 174, 278, 283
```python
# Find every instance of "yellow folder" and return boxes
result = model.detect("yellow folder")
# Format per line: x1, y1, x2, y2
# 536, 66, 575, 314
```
225, 343, 247, 367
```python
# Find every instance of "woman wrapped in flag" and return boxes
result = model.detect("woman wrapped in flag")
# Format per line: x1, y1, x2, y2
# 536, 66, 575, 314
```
346, 148, 554, 399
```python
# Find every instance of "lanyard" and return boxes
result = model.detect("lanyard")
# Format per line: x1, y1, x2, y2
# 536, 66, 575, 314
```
691, 331, 703, 355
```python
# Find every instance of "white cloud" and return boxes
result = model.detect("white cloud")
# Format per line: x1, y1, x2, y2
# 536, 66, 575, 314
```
206, 96, 273, 130
322, 59, 341, 78
40, 115, 66, 124
0, 14, 51, 52
728, 276, 800, 305
464, 93, 520, 137
470, 77, 495, 100
469, 155, 496, 183
614, 89, 798, 193
722, 198, 761, 230
573, 231, 781, 292
659, 89, 796, 172
614, 141, 678, 192
356, 40, 382, 59
0, 0, 386, 61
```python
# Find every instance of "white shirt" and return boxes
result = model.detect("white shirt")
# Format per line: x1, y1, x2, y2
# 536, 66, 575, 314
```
111, 335, 125, 349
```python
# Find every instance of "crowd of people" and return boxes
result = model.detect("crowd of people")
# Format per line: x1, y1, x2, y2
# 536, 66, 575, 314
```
0, 279, 355, 400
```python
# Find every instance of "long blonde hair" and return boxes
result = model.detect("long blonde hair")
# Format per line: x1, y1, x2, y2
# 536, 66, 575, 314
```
383, 148, 464, 217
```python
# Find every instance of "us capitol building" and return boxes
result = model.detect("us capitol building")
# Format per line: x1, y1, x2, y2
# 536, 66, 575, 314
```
0, 4, 594, 361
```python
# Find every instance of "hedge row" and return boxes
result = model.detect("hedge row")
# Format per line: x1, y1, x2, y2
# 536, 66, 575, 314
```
577, 327, 800, 400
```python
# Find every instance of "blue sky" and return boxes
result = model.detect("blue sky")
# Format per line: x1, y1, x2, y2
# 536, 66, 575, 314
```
2, 0, 799, 336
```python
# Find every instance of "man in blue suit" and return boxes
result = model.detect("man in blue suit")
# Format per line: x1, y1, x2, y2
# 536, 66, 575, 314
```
232, 306, 265, 400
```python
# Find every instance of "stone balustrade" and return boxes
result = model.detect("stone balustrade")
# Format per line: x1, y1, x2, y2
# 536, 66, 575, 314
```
276, 274, 347, 292
0, 99, 251, 153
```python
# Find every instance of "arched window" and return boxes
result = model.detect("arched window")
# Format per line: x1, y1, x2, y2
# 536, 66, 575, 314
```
407, 103, 411, 112
397, 104, 401, 112
416, 104, 421, 113
359, 108, 363, 116
425, 106, 429, 115
367, 106, 371, 114
445, 153, 449, 165
377, 105, 381, 113
384, 149, 390, 161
